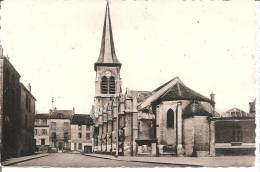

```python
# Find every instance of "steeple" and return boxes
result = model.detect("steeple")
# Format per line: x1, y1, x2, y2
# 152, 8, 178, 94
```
94, 1, 121, 71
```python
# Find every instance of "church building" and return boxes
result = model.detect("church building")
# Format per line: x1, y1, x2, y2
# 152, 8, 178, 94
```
91, 2, 216, 157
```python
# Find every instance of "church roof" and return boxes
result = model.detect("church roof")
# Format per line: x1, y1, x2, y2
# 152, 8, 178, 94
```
128, 90, 153, 103
183, 101, 212, 118
139, 77, 213, 110
157, 80, 212, 103
94, 2, 121, 71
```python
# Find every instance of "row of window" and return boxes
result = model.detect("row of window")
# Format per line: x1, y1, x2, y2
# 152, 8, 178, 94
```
35, 129, 48, 135
35, 130, 91, 140
78, 132, 91, 140
35, 119, 47, 125
78, 125, 90, 130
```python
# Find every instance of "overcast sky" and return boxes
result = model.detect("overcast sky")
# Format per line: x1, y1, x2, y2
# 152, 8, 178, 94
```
0, 0, 256, 114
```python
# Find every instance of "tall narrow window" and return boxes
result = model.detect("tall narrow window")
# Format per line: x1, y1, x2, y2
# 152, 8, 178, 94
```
167, 109, 174, 128
101, 76, 108, 94
109, 76, 115, 94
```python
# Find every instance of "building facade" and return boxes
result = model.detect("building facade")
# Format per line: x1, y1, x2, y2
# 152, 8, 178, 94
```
70, 114, 94, 153
34, 108, 94, 153
1, 45, 36, 160
91, 3, 216, 157
34, 114, 50, 152
18, 83, 36, 156
49, 109, 73, 152
0, 54, 21, 160
214, 102, 256, 155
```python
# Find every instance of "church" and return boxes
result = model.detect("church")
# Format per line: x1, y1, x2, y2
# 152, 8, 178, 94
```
91, 2, 216, 157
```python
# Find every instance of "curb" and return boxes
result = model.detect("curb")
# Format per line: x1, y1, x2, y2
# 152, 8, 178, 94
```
84, 154, 202, 167
2, 154, 49, 166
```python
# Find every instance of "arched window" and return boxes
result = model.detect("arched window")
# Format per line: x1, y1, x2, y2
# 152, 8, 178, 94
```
101, 76, 108, 94
101, 76, 116, 94
167, 109, 174, 128
109, 76, 115, 94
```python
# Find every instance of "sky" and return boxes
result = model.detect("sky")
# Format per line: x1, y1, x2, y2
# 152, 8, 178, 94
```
0, 0, 257, 114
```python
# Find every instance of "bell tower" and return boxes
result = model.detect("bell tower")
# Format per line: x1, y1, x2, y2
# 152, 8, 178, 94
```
94, 2, 122, 108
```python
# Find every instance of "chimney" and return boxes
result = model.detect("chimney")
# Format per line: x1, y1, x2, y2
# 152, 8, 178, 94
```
27, 83, 31, 92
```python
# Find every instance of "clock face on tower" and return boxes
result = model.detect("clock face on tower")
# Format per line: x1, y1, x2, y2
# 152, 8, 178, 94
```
105, 71, 111, 78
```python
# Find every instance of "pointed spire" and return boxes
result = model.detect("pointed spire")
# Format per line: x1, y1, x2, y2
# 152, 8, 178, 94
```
95, 1, 121, 71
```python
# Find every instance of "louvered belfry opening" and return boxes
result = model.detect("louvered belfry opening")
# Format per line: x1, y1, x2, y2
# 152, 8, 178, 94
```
109, 76, 115, 94
101, 76, 109, 94
101, 76, 116, 94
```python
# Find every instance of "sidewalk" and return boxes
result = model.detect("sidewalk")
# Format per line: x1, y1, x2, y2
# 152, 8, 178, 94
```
1, 153, 49, 166
84, 153, 255, 167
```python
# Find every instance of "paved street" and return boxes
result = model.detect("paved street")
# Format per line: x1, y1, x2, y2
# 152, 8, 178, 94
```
11, 153, 182, 167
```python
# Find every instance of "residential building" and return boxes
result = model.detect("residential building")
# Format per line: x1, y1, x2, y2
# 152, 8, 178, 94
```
70, 114, 94, 153
0, 52, 21, 160
49, 109, 73, 152
34, 113, 50, 152
34, 108, 95, 152
18, 83, 36, 156
0, 44, 36, 160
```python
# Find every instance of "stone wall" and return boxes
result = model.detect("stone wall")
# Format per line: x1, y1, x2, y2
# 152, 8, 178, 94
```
18, 84, 36, 156
156, 101, 178, 153
0, 57, 21, 160
183, 117, 194, 156
193, 116, 209, 156
156, 100, 211, 156
215, 120, 255, 143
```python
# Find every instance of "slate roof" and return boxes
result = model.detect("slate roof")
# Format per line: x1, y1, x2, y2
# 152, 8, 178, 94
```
182, 101, 212, 118
71, 114, 94, 126
94, 2, 121, 71
157, 81, 212, 103
35, 113, 49, 119
139, 77, 214, 110
129, 90, 153, 103
50, 110, 73, 119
